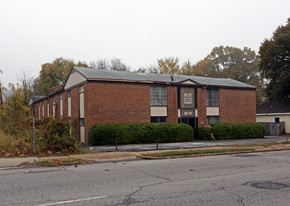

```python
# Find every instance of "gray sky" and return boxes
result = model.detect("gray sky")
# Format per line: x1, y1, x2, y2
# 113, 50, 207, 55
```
0, 0, 289, 87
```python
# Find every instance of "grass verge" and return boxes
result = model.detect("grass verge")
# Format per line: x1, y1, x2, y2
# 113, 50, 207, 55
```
78, 148, 98, 154
142, 148, 255, 158
37, 158, 92, 167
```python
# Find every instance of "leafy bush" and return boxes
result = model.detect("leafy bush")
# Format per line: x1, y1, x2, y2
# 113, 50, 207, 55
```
90, 123, 194, 146
198, 127, 212, 140
0, 83, 79, 156
37, 116, 79, 154
199, 123, 266, 140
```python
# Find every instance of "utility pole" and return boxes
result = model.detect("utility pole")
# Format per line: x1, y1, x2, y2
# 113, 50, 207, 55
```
32, 101, 36, 154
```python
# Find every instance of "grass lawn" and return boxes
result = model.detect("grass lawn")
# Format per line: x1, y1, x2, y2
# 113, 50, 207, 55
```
37, 157, 91, 167
142, 148, 255, 158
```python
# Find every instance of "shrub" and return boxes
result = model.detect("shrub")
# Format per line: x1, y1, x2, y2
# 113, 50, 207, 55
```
198, 127, 212, 140
199, 123, 266, 140
211, 123, 234, 140
37, 116, 79, 154
89, 123, 194, 146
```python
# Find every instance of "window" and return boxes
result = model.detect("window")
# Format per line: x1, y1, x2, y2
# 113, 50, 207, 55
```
274, 117, 280, 123
80, 118, 84, 126
68, 91, 71, 117
79, 85, 84, 93
52, 96, 55, 117
151, 117, 167, 123
47, 99, 50, 115
60, 94, 63, 116
206, 116, 219, 125
42, 103, 44, 117
206, 89, 219, 107
150, 87, 167, 106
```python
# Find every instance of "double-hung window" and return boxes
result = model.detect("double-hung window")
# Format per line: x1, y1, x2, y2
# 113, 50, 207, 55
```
206, 116, 220, 125
150, 87, 167, 106
206, 89, 219, 107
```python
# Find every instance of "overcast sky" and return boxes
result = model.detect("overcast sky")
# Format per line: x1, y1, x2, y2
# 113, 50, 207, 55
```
0, 0, 289, 87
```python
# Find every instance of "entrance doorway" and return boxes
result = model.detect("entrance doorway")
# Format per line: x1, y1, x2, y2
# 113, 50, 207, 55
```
178, 117, 198, 139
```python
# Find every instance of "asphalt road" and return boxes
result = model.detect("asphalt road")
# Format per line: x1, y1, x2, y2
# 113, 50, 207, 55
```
84, 136, 289, 152
1, 150, 290, 206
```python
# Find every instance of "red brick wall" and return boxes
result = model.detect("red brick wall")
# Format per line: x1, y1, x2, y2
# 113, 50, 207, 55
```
35, 103, 39, 120
49, 97, 53, 116
84, 82, 151, 143
54, 94, 60, 116
71, 87, 80, 140
167, 86, 178, 123
62, 92, 68, 117
220, 89, 256, 123
45, 99, 49, 117
197, 88, 206, 127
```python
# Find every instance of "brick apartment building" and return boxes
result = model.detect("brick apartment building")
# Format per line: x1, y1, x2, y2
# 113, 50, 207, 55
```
31, 67, 256, 144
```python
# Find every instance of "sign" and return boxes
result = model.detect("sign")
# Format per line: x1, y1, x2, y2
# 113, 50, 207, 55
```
183, 111, 193, 116
184, 93, 192, 104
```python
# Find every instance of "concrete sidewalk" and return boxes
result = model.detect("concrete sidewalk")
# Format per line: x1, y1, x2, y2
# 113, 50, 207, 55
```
0, 157, 38, 168
83, 136, 289, 152
0, 136, 289, 168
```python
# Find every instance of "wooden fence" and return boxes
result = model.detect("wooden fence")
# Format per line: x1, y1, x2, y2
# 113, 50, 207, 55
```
259, 122, 285, 136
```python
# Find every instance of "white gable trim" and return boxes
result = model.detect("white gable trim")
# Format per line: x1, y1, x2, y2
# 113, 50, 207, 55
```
182, 80, 196, 85
257, 113, 290, 116
64, 71, 87, 90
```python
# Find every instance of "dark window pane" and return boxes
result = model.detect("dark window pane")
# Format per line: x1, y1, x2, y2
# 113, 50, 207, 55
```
206, 89, 219, 106
275, 117, 280, 123
151, 117, 159, 123
159, 117, 167, 123
206, 116, 220, 125
150, 87, 167, 106
80, 118, 84, 126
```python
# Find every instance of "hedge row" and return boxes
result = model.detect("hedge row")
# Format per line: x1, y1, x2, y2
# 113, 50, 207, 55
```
90, 123, 194, 145
198, 123, 266, 140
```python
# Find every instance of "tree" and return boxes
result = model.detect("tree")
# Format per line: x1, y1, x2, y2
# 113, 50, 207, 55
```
31, 77, 42, 96
110, 58, 130, 71
157, 57, 180, 74
0, 69, 3, 104
195, 46, 264, 103
19, 72, 33, 106
90, 59, 109, 70
259, 18, 290, 101
39, 58, 89, 95
90, 58, 130, 71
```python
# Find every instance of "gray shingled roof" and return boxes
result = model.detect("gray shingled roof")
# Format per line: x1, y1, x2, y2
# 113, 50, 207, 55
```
257, 101, 290, 114
74, 67, 256, 89
29, 95, 47, 105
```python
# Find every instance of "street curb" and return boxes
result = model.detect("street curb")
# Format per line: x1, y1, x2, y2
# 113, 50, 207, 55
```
136, 148, 290, 160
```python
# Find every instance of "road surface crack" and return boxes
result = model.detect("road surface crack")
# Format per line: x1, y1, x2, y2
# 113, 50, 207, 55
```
213, 183, 245, 206
124, 179, 171, 206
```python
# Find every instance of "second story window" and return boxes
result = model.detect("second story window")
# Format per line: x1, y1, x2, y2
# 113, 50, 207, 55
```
150, 86, 167, 106
206, 89, 219, 107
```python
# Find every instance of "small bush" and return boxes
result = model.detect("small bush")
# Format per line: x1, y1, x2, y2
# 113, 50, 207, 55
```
37, 116, 79, 154
199, 127, 212, 140
90, 123, 194, 146
211, 124, 234, 140
199, 123, 266, 140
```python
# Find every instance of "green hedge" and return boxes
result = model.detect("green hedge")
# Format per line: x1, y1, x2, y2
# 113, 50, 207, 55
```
89, 123, 194, 145
199, 123, 266, 140
198, 127, 212, 140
